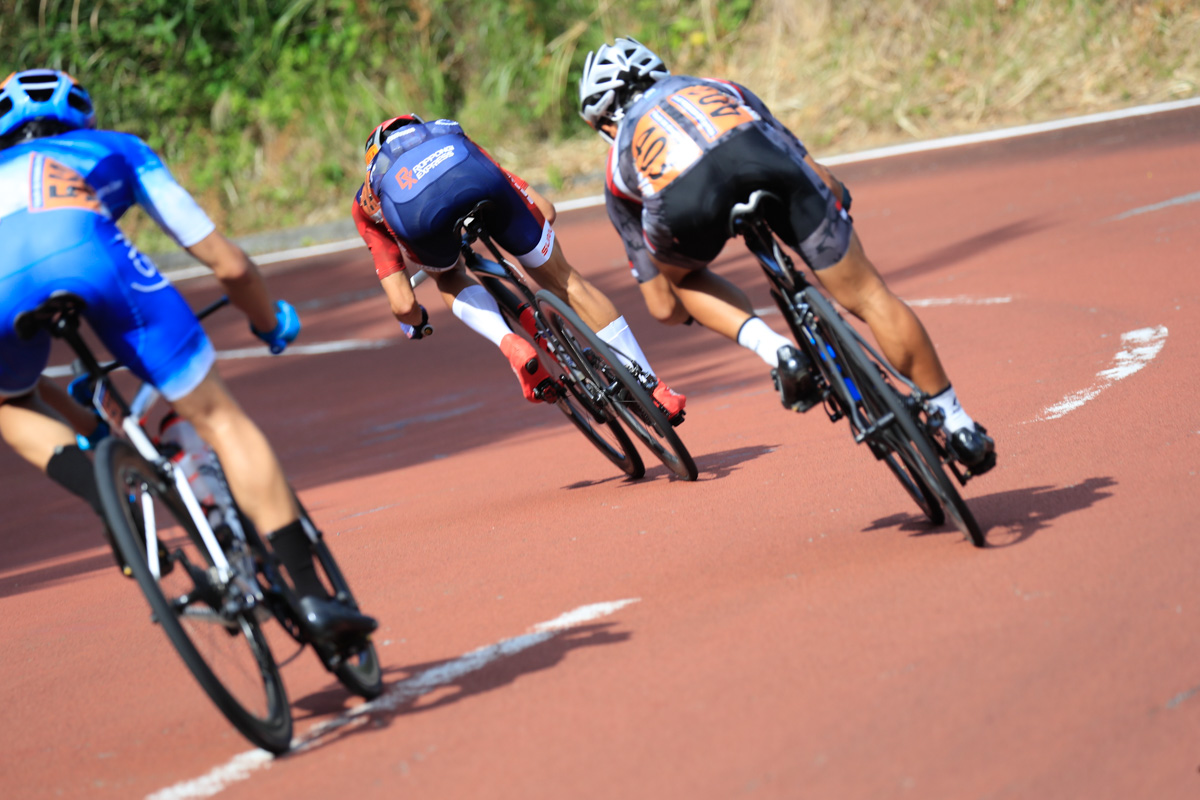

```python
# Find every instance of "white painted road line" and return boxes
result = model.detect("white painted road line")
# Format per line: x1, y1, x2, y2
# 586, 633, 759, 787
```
160, 97, 1200, 276
753, 295, 1013, 316
40, 337, 400, 379
146, 599, 641, 800
1035, 326, 1168, 421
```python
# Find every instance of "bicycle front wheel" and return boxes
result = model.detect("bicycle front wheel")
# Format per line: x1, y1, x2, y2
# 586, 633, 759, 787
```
536, 291, 698, 481
95, 438, 293, 753
804, 290, 985, 547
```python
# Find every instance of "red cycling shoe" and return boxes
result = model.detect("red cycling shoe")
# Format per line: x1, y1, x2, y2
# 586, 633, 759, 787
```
500, 333, 556, 403
651, 381, 687, 425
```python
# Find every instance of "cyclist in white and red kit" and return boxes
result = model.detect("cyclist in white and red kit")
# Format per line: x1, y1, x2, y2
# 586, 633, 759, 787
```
578, 38, 995, 473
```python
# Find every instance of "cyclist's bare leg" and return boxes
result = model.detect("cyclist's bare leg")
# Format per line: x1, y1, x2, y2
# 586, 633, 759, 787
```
527, 240, 619, 332
432, 260, 478, 308
638, 274, 692, 326
814, 231, 950, 394
37, 377, 101, 438
0, 392, 76, 470
170, 369, 298, 533
653, 260, 755, 340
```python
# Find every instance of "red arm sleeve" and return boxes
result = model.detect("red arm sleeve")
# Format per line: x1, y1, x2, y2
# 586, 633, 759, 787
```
351, 193, 405, 280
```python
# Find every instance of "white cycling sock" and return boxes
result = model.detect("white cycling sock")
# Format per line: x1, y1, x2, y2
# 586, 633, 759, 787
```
930, 385, 976, 433
597, 316, 655, 376
451, 284, 511, 347
737, 316, 793, 368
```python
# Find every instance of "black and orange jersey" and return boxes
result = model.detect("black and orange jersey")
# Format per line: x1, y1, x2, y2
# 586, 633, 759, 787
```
605, 75, 812, 281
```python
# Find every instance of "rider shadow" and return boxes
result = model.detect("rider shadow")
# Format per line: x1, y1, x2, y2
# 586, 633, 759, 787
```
284, 621, 630, 756
561, 443, 778, 489
864, 476, 1117, 547
884, 217, 1053, 285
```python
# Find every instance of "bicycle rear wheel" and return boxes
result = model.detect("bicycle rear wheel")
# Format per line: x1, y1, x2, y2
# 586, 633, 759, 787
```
479, 275, 644, 479
537, 291, 698, 481
297, 503, 384, 699
804, 290, 985, 546
95, 438, 293, 753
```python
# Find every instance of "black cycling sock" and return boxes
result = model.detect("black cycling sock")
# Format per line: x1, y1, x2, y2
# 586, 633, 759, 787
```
45, 445, 103, 517
267, 519, 326, 598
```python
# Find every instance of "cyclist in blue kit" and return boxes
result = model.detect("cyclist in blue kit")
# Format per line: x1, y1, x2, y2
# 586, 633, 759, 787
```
353, 114, 686, 420
0, 69, 375, 643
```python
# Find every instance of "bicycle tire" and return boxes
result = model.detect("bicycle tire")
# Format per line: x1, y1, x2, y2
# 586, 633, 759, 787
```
478, 275, 645, 479
299, 502, 384, 699
95, 438, 293, 753
536, 291, 698, 481
804, 290, 985, 546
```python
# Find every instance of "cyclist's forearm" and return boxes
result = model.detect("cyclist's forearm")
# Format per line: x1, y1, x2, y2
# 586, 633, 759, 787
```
187, 232, 277, 331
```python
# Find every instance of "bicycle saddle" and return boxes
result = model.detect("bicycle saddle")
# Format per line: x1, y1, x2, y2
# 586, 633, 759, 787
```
454, 200, 496, 241
13, 290, 88, 341
728, 190, 783, 236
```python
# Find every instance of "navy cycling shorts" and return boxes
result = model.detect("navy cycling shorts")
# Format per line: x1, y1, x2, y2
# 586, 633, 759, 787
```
377, 141, 553, 271
0, 213, 214, 400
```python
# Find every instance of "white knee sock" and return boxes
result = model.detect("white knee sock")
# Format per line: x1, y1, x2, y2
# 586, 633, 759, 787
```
451, 284, 511, 347
930, 385, 976, 433
736, 316, 793, 368
597, 315, 654, 375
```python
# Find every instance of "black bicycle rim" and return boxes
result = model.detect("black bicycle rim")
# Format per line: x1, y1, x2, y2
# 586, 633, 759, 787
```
536, 291, 698, 481
95, 438, 293, 752
295, 501, 384, 699
805, 291, 985, 546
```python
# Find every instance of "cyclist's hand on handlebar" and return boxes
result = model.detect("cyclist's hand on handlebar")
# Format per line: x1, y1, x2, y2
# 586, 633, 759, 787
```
251, 299, 301, 354
399, 305, 433, 340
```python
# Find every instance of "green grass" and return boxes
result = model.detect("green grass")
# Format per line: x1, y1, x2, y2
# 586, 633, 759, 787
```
3, 0, 1196, 254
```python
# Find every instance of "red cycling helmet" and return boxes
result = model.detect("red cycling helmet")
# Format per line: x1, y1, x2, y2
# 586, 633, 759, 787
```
364, 114, 424, 166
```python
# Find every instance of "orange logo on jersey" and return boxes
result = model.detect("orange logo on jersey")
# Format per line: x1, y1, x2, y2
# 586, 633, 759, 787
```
395, 166, 416, 190
30, 156, 105, 215
631, 109, 703, 195
667, 85, 757, 143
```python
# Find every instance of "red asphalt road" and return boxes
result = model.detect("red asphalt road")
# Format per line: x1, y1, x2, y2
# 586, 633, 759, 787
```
2, 108, 1198, 799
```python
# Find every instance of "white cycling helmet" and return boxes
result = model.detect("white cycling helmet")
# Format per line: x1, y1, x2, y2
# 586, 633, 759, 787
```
579, 37, 669, 139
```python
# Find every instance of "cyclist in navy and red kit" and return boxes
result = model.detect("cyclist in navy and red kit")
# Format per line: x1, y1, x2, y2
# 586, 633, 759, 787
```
352, 114, 686, 421
0, 69, 375, 643
578, 39, 995, 473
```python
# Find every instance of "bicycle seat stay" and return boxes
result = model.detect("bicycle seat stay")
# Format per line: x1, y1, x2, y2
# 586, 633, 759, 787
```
13, 290, 88, 341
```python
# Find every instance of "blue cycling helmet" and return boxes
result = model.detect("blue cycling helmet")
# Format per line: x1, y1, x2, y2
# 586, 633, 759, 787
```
0, 69, 96, 139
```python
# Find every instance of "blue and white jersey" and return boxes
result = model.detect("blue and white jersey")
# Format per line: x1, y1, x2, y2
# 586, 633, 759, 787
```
0, 129, 215, 252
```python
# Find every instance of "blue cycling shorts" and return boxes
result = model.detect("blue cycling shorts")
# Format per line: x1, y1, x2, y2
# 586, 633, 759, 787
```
377, 141, 553, 270
0, 211, 215, 401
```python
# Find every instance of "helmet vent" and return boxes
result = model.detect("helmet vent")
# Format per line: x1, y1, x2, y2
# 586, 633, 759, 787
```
27, 89, 54, 102
0, 97, 12, 115
67, 90, 91, 113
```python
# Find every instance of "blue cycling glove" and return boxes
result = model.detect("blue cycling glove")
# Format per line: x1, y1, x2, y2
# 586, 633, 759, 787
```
251, 299, 301, 354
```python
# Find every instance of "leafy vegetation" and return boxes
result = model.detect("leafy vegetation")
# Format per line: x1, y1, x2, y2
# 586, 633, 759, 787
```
2, 0, 1196, 252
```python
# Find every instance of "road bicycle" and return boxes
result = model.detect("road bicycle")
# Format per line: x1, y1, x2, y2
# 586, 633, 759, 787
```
730, 190, 987, 546
455, 200, 698, 481
15, 292, 383, 753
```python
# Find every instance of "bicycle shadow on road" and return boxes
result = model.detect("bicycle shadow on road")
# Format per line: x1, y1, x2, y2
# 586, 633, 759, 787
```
864, 476, 1117, 547
283, 621, 630, 756
561, 443, 778, 490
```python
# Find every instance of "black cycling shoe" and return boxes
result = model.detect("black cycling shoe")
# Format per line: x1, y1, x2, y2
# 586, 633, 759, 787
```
773, 345, 820, 412
948, 423, 997, 476
296, 595, 378, 646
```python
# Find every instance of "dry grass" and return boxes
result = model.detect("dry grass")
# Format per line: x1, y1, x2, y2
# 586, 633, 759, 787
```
134, 0, 1200, 251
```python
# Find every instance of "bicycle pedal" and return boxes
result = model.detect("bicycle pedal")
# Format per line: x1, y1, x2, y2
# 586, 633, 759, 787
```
533, 378, 561, 401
